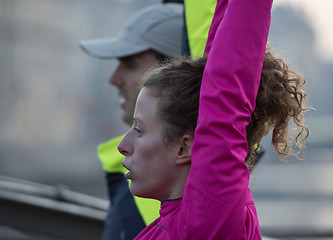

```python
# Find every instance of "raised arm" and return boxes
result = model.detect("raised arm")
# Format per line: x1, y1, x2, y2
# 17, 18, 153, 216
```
179, 0, 273, 239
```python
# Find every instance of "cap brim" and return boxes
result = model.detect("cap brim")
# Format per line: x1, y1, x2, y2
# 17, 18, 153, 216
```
79, 38, 150, 59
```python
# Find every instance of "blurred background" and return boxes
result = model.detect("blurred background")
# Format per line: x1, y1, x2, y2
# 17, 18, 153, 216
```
0, 0, 332, 239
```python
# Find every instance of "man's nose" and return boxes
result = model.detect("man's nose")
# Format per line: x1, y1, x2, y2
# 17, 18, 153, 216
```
109, 66, 123, 86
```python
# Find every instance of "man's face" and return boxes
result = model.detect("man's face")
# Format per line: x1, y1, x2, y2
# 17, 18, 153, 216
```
109, 51, 158, 125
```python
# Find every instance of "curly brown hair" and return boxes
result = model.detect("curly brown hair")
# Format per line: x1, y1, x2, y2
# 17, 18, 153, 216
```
141, 46, 309, 170
246, 45, 309, 170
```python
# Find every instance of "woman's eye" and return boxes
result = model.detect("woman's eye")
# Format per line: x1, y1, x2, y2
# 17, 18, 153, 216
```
134, 127, 142, 134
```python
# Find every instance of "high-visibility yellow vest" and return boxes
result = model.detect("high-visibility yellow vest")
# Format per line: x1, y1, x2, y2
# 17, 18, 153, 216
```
184, 0, 217, 58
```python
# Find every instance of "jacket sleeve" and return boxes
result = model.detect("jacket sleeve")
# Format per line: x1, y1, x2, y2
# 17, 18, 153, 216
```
179, 0, 273, 239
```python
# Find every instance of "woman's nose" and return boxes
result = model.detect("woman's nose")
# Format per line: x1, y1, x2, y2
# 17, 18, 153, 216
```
118, 131, 131, 156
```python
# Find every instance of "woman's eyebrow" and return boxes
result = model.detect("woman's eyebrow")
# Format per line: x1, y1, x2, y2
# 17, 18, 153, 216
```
133, 117, 144, 126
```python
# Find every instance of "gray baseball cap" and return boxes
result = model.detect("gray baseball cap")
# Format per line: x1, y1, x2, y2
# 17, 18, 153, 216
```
79, 3, 183, 59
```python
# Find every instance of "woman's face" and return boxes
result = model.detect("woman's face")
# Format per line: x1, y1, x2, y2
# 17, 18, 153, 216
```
118, 87, 180, 201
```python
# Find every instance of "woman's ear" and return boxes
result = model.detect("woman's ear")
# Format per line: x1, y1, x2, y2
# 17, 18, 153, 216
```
176, 134, 193, 165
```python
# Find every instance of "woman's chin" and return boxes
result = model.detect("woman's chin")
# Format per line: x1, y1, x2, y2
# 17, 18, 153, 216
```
130, 185, 153, 199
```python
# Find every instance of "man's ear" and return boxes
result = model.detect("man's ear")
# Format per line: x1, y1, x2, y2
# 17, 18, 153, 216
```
176, 134, 193, 165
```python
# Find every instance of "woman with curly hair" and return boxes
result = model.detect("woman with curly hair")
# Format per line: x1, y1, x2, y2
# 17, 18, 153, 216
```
118, 0, 308, 239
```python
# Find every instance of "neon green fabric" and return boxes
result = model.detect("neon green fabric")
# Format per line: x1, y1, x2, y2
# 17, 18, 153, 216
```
184, 0, 217, 59
97, 135, 160, 225
98, 135, 127, 174
133, 192, 160, 226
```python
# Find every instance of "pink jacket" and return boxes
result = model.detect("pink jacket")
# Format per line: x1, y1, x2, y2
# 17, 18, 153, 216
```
134, 0, 273, 239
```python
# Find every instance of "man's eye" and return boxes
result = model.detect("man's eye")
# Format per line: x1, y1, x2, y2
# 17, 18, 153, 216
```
125, 61, 135, 69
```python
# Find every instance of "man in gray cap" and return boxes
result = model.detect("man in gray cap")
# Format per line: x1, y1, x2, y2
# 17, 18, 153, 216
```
80, 3, 183, 240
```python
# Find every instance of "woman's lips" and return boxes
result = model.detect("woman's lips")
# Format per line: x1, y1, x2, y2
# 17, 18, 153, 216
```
124, 171, 131, 180
122, 160, 131, 179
